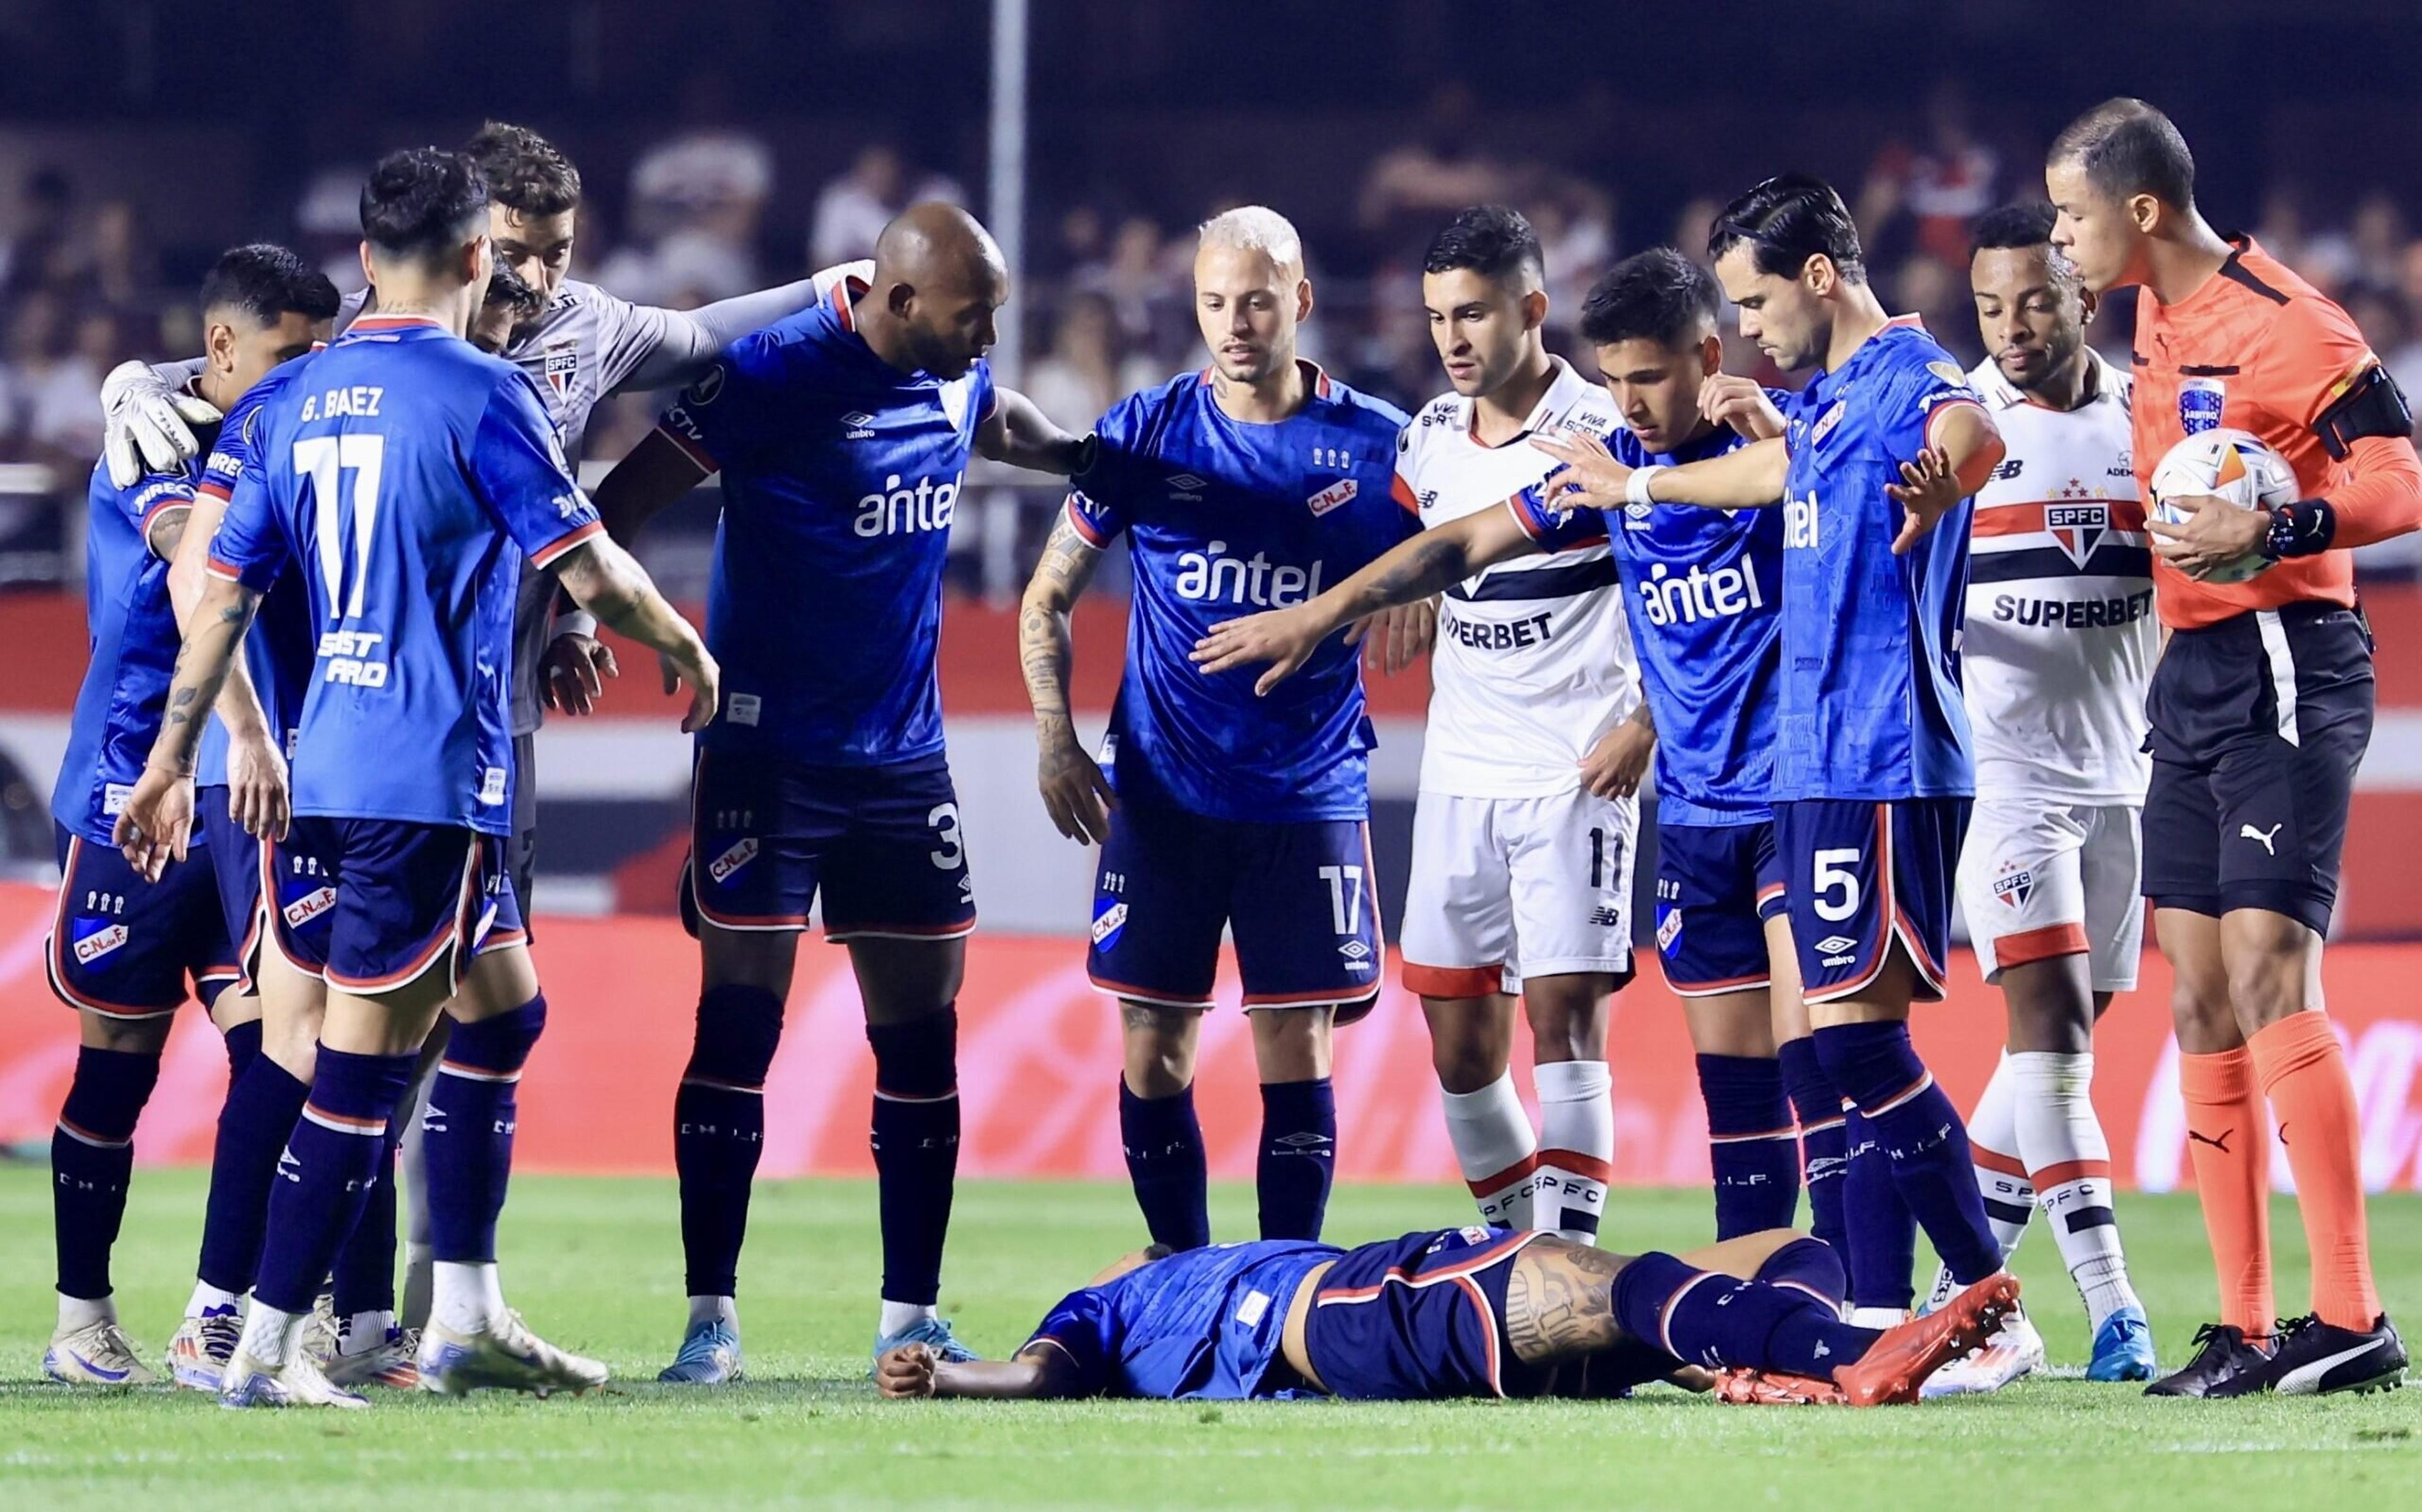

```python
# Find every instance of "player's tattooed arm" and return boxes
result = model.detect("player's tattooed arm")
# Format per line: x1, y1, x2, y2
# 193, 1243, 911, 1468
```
162, 491, 287, 839
1021, 512, 1116, 844
877, 1341, 1079, 1400
553, 535, 722, 735
978, 387, 1096, 476
1188, 506, 1536, 695
1502, 1243, 1629, 1367
114, 574, 262, 878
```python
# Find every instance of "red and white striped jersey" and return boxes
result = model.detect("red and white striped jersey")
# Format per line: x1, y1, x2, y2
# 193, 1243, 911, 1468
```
1962, 349, 2154, 803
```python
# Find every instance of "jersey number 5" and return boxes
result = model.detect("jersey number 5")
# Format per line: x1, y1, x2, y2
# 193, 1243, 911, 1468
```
293, 434, 385, 618
1812, 847, 1862, 923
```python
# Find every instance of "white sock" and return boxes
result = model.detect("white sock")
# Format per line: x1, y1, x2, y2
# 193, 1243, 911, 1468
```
879, 1300, 936, 1337
1533, 1059, 1613, 1245
57, 1292, 112, 1332
337, 1309, 395, 1355
2006, 1050, 2140, 1330
433, 1260, 506, 1335
235, 1302, 303, 1366
185, 1281, 241, 1320
687, 1294, 739, 1330
401, 1242, 435, 1332
1846, 1305, 1909, 1329
1438, 1071, 1539, 1230
1924, 1054, 2031, 1312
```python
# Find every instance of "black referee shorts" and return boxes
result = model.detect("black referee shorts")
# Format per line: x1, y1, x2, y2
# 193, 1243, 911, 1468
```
2141, 602, 2373, 934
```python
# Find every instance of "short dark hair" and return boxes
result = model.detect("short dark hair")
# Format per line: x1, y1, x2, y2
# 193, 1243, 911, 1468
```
1707, 173, 1866, 286
360, 148, 489, 267
481, 260, 545, 319
199, 243, 341, 327
1422, 204, 1543, 286
464, 121, 581, 217
1579, 247, 1719, 350
1970, 201, 2059, 257
2049, 97, 2194, 209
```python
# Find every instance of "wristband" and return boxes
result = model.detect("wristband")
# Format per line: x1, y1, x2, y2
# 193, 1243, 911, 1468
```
1625, 464, 1666, 509
555, 610, 599, 640
2263, 499, 2336, 561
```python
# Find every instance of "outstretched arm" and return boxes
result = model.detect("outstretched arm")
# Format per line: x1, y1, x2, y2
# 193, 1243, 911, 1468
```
609, 262, 873, 393
1188, 503, 1540, 695
1020, 509, 1116, 844
877, 1342, 1080, 1400
1530, 429, 1789, 515
978, 387, 1094, 476
551, 536, 720, 734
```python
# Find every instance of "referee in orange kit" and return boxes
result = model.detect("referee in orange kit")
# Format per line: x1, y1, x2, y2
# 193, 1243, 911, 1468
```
2045, 97, 2416, 1399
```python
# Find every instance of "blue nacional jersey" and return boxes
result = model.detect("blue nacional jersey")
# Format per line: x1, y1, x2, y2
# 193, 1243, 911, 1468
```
1776, 318, 1984, 801
658, 279, 995, 767
1028, 1239, 1339, 1399
209, 315, 602, 834
1512, 410, 1787, 825
194, 356, 318, 791
54, 455, 206, 844
1068, 366, 1415, 821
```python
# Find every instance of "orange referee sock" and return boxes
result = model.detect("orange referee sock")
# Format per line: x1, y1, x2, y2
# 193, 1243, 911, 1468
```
2249, 1013, 2383, 1330
2177, 1046, 2274, 1335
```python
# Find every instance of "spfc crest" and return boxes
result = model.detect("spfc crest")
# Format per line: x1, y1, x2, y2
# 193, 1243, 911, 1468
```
2044, 502, 2108, 569
542, 344, 579, 400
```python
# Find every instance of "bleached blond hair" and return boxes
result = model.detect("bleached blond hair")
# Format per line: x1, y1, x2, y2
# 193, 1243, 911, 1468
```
1197, 206, 1305, 282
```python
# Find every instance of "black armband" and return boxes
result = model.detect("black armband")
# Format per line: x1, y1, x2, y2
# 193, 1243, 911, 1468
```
1072, 431, 1101, 480
2314, 363, 2413, 460
2263, 499, 2337, 560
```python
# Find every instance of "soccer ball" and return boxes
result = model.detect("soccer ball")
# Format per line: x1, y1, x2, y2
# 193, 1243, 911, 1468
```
2147, 427, 2296, 584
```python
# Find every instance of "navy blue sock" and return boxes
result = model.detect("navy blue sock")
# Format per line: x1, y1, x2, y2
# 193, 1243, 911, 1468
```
197, 1055, 308, 1294
329, 1129, 397, 1318
222, 1019, 262, 1081
1777, 1038, 1848, 1255
1696, 1053, 1799, 1238
1818, 1020, 2001, 1288
252, 1047, 416, 1315
867, 1005, 960, 1308
1613, 1250, 1881, 1378
1755, 1234, 1851, 1312
675, 984, 781, 1296
425, 997, 547, 1263
1256, 1078, 1336, 1241
52, 1046, 161, 1300
1120, 1079, 1208, 1250
1842, 1105, 1917, 1310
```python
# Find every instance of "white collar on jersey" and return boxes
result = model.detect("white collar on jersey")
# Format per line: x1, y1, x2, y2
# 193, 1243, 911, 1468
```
1967, 342, 2122, 412
1458, 355, 1594, 447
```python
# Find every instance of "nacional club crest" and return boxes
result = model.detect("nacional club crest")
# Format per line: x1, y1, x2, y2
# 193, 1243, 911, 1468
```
1992, 860, 2034, 909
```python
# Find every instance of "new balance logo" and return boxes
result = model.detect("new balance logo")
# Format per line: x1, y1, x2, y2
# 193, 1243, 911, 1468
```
1990, 458, 2023, 481
2240, 822, 2283, 856
2187, 1127, 2233, 1154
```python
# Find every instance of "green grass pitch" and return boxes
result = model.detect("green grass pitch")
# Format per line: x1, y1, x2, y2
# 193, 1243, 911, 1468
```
0, 1168, 2412, 1509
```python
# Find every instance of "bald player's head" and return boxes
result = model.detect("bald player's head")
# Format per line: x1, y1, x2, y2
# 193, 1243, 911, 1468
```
866, 202, 1007, 378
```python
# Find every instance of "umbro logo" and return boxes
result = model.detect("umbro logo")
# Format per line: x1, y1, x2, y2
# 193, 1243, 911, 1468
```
1168, 473, 1207, 501
841, 410, 875, 439
1815, 934, 1857, 955
1338, 939, 1371, 961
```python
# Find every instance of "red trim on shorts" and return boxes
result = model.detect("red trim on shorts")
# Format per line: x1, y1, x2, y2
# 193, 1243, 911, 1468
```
1087, 974, 1216, 1010
1241, 979, 1383, 1009
1987, 921, 2090, 968
1664, 965, 1773, 997
2028, 1158, 2112, 1189
1537, 1148, 1613, 1184
1805, 805, 1897, 1005
47, 838, 184, 1018
824, 916, 977, 943
1972, 1143, 2028, 1179
1314, 1230, 1542, 1302
1401, 961, 1502, 999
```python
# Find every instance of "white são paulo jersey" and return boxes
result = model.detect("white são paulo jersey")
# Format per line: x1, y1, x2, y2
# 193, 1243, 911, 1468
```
1395, 359, 1641, 798
1962, 349, 2154, 803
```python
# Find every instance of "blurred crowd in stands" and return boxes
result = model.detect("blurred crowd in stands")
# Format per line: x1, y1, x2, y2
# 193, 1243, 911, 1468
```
8, 77, 2422, 593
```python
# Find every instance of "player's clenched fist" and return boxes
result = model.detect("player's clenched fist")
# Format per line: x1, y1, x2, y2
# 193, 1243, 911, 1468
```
875, 1343, 939, 1399
1699, 373, 1785, 441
